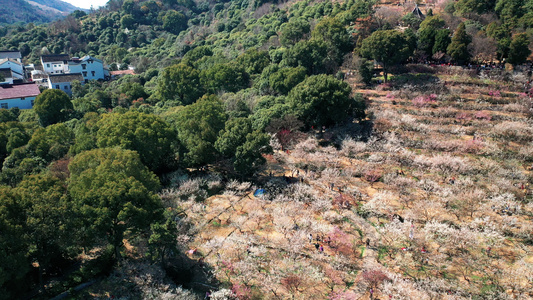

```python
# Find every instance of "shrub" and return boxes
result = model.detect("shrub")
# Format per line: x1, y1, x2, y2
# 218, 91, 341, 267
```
474, 111, 492, 121
492, 121, 533, 142
412, 94, 437, 108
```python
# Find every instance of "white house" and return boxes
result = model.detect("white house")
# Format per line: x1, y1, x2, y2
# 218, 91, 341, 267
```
41, 54, 70, 74
68, 55, 109, 81
0, 51, 22, 62
0, 59, 24, 80
0, 83, 41, 109
48, 73, 84, 96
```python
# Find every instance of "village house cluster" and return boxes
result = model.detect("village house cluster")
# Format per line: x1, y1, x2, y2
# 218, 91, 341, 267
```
0, 50, 110, 109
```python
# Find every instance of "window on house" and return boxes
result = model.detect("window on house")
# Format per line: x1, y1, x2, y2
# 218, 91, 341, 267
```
65, 85, 69, 90
1, 103, 7, 109
55, 85, 59, 89
83, 71, 87, 77
47, 64, 50, 68
91, 71, 95, 76
21, 97, 25, 100
82, 64, 86, 70
31, 100, 34, 106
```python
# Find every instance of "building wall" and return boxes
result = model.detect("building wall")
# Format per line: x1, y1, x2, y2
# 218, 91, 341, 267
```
0, 61, 23, 76
42, 61, 68, 74
0, 96, 36, 109
48, 80, 74, 96
69, 60, 105, 81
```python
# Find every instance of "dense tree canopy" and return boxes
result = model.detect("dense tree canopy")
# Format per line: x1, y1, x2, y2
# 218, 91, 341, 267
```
280, 18, 310, 47
156, 63, 204, 105
507, 33, 531, 65
417, 16, 446, 56
282, 39, 329, 74
167, 95, 227, 167
359, 30, 412, 82
33, 89, 73, 127
288, 75, 365, 128
27, 123, 74, 162
257, 65, 307, 95
162, 10, 187, 34
201, 64, 250, 94
15, 174, 73, 287
215, 117, 253, 158
96, 111, 177, 173
447, 23, 471, 64
1, 0, 532, 296
0, 186, 28, 299
68, 148, 162, 258
234, 130, 272, 176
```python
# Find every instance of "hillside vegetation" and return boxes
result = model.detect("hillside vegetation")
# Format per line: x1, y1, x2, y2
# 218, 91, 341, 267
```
0, 0, 82, 24
1, 0, 533, 299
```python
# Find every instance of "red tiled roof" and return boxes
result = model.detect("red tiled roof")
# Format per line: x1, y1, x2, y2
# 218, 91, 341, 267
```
110, 70, 135, 76
0, 83, 41, 100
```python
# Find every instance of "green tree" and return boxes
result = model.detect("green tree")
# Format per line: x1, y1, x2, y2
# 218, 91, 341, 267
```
401, 13, 422, 29
269, 66, 307, 95
507, 33, 531, 65
282, 39, 329, 74
417, 16, 446, 56
359, 30, 412, 82
235, 49, 270, 75
234, 131, 272, 177
118, 82, 148, 106
0, 122, 27, 164
288, 75, 365, 128
495, 0, 524, 25
486, 22, 512, 60
167, 95, 227, 167
68, 148, 162, 259
0, 108, 18, 123
251, 96, 290, 131
433, 29, 451, 55
201, 64, 249, 94
455, 0, 496, 14
182, 46, 213, 66
257, 65, 307, 95
27, 123, 74, 162
1, 147, 47, 187
69, 113, 100, 156
5, 126, 30, 154
162, 10, 187, 34
120, 14, 135, 28
280, 18, 310, 47
357, 57, 374, 85
148, 209, 178, 266
156, 63, 204, 105
15, 174, 73, 289
447, 22, 471, 64
96, 111, 177, 173
33, 89, 73, 127
215, 117, 253, 157
311, 17, 352, 64
0, 186, 29, 300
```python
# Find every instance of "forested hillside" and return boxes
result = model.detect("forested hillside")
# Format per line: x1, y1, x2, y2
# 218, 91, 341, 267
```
0, 0, 82, 24
1, 0, 533, 299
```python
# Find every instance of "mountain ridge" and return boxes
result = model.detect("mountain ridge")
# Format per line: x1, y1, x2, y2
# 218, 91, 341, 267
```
0, 0, 83, 24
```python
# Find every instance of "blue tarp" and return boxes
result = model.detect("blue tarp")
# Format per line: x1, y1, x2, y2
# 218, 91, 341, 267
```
254, 189, 266, 196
